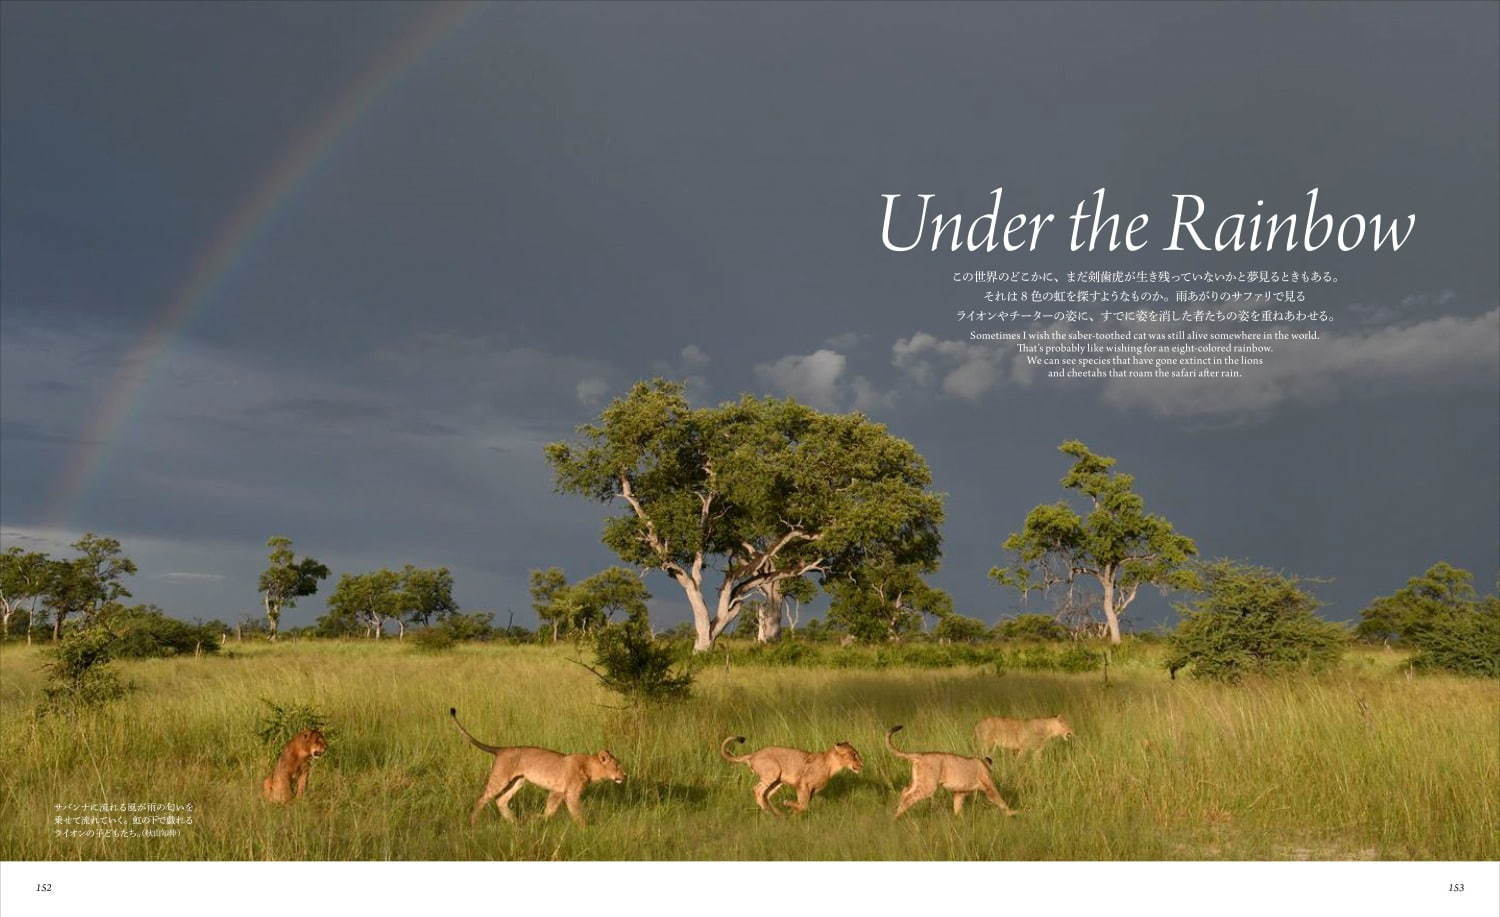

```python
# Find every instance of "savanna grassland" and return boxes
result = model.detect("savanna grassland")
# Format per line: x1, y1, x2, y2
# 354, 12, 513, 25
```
0, 640, 1495, 861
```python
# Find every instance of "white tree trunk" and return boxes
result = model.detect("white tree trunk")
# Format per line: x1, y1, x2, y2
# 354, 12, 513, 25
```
1100, 570, 1122, 644
264, 594, 279, 641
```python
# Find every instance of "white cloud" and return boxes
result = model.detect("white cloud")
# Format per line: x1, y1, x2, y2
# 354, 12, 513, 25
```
754, 349, 847, 411
891, 331, 1024, 399
679, 344, 710, 368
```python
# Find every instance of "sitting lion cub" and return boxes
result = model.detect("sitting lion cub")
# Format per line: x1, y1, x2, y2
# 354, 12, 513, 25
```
450, 708, 625, 826
974, 714, 1075, 757
719, 735, 863, 815
885, 725, 1017, 818
261, 728, 327, 804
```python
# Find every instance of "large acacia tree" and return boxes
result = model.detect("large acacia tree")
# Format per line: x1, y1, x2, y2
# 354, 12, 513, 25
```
546, 380, 944, 652
991, 440, 1196, 644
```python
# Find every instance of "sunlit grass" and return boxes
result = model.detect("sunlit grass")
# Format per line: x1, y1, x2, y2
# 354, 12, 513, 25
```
1, 640, 1494, 860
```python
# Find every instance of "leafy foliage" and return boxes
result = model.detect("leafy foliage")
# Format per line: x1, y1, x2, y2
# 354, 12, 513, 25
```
254, 698, 331, 748
1165, 560, 1346, 682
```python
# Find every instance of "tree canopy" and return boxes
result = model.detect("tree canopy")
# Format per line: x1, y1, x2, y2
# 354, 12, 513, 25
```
546, 380, 944, 650
990, 440, 1196, 643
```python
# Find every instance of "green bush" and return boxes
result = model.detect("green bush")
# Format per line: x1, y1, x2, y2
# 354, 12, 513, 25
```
99, 605, 220, 658
440, 612, 497, 642
995, 613, 1069, 642
37, 627, 128, 716
586, 622, 693, 702
410, 627, 457, 652
255, 698, 331, 747
933, 614, 989, 643
1165, 560, 1347, 683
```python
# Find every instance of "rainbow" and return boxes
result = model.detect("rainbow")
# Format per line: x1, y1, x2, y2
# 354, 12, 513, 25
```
42, 1, 479, 529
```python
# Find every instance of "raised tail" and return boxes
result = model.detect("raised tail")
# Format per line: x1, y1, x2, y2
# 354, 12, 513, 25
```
719, 735, 750, 764
885, 725, 916, 760
449, 707, 503, 755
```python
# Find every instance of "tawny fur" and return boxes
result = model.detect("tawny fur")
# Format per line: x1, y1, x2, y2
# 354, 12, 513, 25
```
719, 735, 863, 815
885, 725, 1017, 818
261, 728, 327, 804
974, 714, 1075, 757
450, 708, 625, 826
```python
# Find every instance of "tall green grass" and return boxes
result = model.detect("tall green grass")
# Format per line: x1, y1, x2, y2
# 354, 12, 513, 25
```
1, 640, 1494, 860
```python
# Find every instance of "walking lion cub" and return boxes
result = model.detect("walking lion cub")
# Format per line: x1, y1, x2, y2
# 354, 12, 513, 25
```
974, 714, 1075, 757
719, 735, 863, 815
450, 708, 625, 826
885, 725, 1017, 818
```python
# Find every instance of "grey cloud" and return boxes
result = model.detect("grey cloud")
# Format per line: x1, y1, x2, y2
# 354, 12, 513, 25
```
1102, 308, 1500, 420
158, 571, 227, 583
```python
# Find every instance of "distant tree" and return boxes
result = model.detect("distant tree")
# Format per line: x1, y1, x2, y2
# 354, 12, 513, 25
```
0, 547, 52, 642
323, 569, 402, 639
1359, 563, 1498, 677
546, 380, 943, 651
991, 441, 1197, 644
1357, 561, 1475, 645
529, 567, 652, 641
257, 537, 329, 640
530, 567, 576, 642
995, 613, 1070, 642
393, 565, 458, 638
42, 535, 137, 640
1165, 560, 1346, 682
826, 559, 952, 642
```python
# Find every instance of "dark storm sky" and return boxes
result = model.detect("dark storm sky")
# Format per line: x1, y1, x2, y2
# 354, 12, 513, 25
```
3, 1, 1497, 630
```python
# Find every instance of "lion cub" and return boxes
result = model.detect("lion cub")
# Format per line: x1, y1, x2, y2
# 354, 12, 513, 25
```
885, 725, 1016, 818
720, 735, 863, 815
261, 728, 327, 804
974, 714, 1075, 757
450, 708, 625, 827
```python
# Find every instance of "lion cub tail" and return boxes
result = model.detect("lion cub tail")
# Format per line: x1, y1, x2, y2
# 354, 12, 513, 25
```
719, 735, 751, 764
449, 707, 503, 755
885, 725, 917, 761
